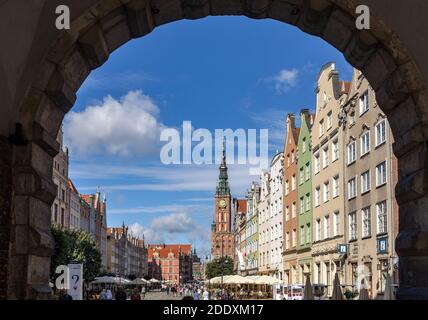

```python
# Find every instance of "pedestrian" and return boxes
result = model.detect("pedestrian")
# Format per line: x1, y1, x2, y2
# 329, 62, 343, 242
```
166, 286, 170, 295
115, 286, 127, 301
106, 289, 113, 300
141, 286, 146, 299
131, 288, 141, 301
202, 288, 209, 300
58, 289, 73, 300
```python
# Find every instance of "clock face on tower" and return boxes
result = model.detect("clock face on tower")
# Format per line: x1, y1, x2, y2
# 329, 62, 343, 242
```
219, 199, 227, 208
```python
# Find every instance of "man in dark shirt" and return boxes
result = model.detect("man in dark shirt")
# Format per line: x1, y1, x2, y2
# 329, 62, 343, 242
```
115, 287, 127, 301
58, 289, 73, 300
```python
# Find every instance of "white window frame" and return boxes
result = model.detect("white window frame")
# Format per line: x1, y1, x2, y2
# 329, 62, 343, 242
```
360, 131, 371, 157
323, 146, 329, 169
333, 175, 339, 198
376, 201, 388, 234
362, 207, 371, 238
349, 212, 357, 241
376, 161, 387, 187
375, 119, 387, 147
333, 211, 340, 237
324, 215, 330, 239
323, 182, 330, 203
359, 90, 369, 116
314, 153, 320, 174
347, 141, 356, 165
361, 170, 371, 194
348, 177, 357, 199
315, 187, 321, 207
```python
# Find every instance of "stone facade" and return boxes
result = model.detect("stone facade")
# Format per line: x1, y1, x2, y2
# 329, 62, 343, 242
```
341, 69, 399, 298
232, 198, 247, 274
0, 0, 428, 299
106, 225, 147, 278
51, 128, 70, 229
311, 63, 349, 294
245, 182, 260, 275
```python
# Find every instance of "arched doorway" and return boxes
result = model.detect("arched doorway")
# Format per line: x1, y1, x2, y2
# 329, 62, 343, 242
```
1, 0, 427, 299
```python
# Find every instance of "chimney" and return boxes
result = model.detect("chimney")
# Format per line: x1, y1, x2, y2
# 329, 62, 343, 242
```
286, 113, 296, 134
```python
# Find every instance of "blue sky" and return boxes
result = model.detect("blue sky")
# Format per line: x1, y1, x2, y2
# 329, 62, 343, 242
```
64, 16, 352, 257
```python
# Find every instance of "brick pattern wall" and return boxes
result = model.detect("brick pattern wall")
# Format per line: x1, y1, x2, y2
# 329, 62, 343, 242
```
0, 138, 11, 299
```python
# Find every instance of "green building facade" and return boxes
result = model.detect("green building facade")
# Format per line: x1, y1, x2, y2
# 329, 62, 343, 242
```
296, 109, 313, 283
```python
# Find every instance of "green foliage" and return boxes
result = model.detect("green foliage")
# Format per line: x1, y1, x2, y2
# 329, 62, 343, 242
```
50, 226, 102, 282
205, 256, 234, 279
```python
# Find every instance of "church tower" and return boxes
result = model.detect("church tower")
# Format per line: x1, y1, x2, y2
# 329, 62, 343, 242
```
211, 142, 234, 259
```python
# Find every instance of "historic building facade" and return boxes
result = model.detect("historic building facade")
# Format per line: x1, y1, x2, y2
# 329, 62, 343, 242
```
148, 244, 193, 284
296, 109, 314, 284
341, 69, 399, 299
233, 198, 247, 274
282, 114, 300, 285
106, 224, 148, 278
268, 152, 284, 280
258, 172, 271, 276
245, 182, 260, 275
211, 145, 234, 259
311, 63, 350, 294
51, 128, 70, 229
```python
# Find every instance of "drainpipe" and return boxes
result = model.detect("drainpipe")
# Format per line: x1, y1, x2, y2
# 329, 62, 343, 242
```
387, 123, 396, 283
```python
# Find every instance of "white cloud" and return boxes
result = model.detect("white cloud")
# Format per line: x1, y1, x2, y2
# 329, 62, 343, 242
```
63, 90, 166, 157
263, 68, 299, 94
128, 213, 210, 245
74, 163, 258, 196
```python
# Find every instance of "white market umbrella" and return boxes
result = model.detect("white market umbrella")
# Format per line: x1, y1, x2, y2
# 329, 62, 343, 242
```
383, 273, 395, 300
331, 273, 343, 300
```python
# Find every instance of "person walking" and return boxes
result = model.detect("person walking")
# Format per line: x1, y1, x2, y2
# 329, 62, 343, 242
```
131, 288, 141, 301
105, 289, 113, 300
115, 286, 127, 301
202, 288, 209, 300
141, 286, 146, 299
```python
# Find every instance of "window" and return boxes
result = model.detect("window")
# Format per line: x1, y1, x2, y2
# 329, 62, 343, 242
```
300, 226, 305, 245
361, 170, 371, 194
319, 119, 324, 137
285, 232, 290, 250
327, 111, 332, 129
291, 150, 295, 163
285, 206, 290, 221
348, 178, 357, 199
299, 168, 304, 185
323, 146, 329, 168
315, 219, 321, 241
287, 154, 290, 167
360, 131, 370, 156
376, 161, 387, 186
333, 211, 340, 236
333, 175, 340, 198
375, 120, 386, 146
292, 202, 296, 218
362, 207, 371, 238
323, 182, 330, 203
347, 141, 356, 164
332, 138, 339, 162
315, 187, 321, 207
285, 180, 289, 195
349, 212, 357, 240
292, 175, 296, 190
292, 229, 296, 247
305, 163, 310, 181
324, 215, 330, 239
54, 204, 58, 222
61, 188, 65, 201
314, 153, 320, 174
306, 223, 311, 243
302, 138, 306, 153
376, 201, 387, 234
305, 194, 310, 212
359, 90, 369, 115
300, 197, 304, 214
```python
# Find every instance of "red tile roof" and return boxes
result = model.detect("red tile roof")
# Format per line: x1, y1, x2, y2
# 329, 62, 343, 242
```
68, 179, 79, 194
147, 244, 192, 259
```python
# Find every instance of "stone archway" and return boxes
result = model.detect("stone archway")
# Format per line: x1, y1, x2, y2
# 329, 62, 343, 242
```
1, 0, 427, 299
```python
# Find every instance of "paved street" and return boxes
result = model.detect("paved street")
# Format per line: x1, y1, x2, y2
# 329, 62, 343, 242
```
144, 291, 182, 300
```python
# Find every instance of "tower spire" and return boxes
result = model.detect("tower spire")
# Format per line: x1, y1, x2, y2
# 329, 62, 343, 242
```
216, 138, 230, 195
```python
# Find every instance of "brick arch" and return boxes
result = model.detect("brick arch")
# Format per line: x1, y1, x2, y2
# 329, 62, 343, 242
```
5, 0, 428, 299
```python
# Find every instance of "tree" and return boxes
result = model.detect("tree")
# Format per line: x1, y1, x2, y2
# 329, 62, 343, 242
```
205, 257, 234, 279
50, 226, 102, 283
